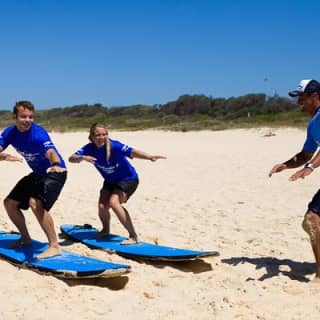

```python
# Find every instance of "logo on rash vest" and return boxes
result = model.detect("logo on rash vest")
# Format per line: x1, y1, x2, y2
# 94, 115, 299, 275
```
95, 163, 120, 174
43, 141, 54, 148
122, 145, 130, 152
16, 149, 40, 162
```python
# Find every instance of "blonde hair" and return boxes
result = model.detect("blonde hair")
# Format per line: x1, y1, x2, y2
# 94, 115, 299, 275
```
89, 123, 111, 161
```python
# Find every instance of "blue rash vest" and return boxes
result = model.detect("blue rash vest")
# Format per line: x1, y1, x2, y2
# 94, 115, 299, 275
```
303, 108, 320, 153
0, 123, 66, 176
74, 139, 138, 184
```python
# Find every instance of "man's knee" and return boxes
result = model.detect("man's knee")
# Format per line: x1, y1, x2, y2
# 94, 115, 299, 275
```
302, 212, 318, 243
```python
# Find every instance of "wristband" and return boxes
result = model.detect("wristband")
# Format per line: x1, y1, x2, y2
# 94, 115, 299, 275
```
304, 162, 315, 171
51, 162, 61, 167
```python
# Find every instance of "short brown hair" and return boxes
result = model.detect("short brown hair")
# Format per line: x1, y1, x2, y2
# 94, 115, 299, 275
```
13, 101, 35, 115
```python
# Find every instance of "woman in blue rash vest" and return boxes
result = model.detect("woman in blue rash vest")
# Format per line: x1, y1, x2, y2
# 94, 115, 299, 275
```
0, 101, 67, 259
69, 123, 166, 244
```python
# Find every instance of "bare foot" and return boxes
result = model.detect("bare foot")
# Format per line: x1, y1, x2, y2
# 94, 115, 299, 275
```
36, 246, 62, 259
120, 237, 138, 245
8, 238, 32, 249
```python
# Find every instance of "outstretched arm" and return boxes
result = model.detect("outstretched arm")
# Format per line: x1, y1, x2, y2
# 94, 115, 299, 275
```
0, 153, 23, 162
268, 150, 313, 177
290, 150, 320, 181
68, 153, 97, 164
131, 149, 166, 162
0, 146, 23, 162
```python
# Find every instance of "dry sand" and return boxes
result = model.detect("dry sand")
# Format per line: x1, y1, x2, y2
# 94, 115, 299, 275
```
0, 128, 320, 320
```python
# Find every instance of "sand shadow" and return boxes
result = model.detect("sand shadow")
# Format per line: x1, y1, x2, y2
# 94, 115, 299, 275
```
127, 256, 214, 274
63, 275, 129, 290
222, 256, 315, 282
57, 236, 130, 289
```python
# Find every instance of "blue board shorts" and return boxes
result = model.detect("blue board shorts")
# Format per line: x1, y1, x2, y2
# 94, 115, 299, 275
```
6, 172, 67, 211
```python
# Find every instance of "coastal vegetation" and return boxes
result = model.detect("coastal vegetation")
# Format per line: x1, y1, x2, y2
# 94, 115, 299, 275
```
0, 93, 308, 131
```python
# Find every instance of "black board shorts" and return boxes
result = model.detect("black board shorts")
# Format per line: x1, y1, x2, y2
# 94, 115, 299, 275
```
308, 189, 320, 216
6, 171, 67, 211
101, 179, 139, 200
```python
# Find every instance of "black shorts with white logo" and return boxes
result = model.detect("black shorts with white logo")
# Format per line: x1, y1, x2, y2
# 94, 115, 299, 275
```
6, 172, 67, 211
102, 179, 139, 200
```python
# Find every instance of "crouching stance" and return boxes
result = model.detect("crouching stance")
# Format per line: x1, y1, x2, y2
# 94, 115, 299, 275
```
0, 101, 67, 259
69, 123, 166, 244
269, 79, 320, 280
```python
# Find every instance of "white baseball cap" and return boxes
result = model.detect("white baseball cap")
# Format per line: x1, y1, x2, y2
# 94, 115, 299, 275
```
289, 79, 320, 97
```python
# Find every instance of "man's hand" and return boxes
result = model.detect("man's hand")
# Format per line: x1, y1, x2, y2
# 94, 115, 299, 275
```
46, 165, 67, 173
268, 163, 287, 177
289, 167, 313, 181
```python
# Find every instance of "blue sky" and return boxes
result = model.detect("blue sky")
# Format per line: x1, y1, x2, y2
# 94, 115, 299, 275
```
0, 0, 319, 109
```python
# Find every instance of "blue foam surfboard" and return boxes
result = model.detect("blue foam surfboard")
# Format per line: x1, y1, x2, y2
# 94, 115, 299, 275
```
60, 224, 219, 261
0, 231, 130, 279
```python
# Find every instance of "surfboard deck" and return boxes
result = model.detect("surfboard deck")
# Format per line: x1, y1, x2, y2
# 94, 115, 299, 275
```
0, 231, 130, 279
60, 224, 219, 261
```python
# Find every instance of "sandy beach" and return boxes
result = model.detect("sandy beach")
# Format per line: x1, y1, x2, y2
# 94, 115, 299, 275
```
1, 128, 320, 320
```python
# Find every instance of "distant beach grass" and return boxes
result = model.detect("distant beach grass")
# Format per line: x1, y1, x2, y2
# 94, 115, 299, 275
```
0, 109, 308, 132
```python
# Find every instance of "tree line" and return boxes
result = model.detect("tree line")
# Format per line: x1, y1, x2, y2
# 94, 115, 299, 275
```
0, 93, 304, 131
44, 93, 296, 118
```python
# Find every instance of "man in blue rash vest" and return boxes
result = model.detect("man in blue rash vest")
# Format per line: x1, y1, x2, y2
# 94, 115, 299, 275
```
269, 79, 320, 281
0, 101, 67, 259
69, 123, 166, 244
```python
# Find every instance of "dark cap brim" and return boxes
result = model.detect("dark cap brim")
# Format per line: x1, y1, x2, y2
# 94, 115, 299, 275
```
288, 90, 301, 97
